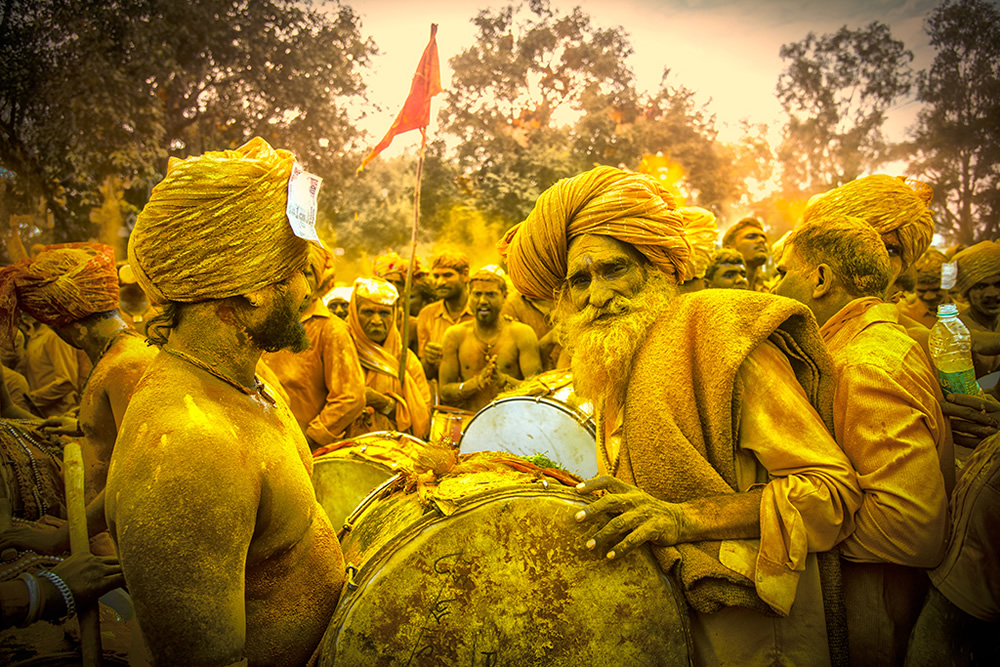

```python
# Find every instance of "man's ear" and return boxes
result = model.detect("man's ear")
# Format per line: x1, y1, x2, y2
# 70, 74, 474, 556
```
812, 264, 835, 299
241, 287, 267, 308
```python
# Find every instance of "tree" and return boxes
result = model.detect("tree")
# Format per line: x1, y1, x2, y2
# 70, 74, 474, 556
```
776, 22, 914, 192
0, 0, 374, 253
441, 0, 636, 227
909, 0, 1000, 245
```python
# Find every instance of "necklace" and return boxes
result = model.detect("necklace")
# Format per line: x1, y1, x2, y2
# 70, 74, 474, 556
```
160, 346, 275, 404
472, 326, 501, 360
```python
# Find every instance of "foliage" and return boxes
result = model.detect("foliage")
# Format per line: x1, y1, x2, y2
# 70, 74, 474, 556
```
776, 21, 914, 191
909, 0, 1000, 245
440, 0, 635, 227
0, 0, 375, 249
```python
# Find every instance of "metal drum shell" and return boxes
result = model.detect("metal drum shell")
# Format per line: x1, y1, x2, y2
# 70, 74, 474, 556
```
320, 471, 691, 666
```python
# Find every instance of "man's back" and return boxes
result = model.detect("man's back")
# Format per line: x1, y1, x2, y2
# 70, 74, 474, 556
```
106, 354, 344, 665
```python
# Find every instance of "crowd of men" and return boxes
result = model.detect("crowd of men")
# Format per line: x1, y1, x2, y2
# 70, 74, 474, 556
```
0, 137, 997, 665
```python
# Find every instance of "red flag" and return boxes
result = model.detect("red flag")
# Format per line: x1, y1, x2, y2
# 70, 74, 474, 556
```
358, 24, 442, 172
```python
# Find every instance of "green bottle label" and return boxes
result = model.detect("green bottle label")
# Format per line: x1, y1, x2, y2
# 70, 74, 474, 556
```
937, 368, 981, 395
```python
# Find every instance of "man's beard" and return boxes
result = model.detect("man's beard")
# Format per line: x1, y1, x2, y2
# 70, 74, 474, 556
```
241, 296, 311, 354
560, 271, 676, 404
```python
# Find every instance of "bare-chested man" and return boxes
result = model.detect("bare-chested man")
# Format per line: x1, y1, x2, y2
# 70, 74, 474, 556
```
439, 266, 542, 413
105, 138, 344, 665
0, 243, 155, 557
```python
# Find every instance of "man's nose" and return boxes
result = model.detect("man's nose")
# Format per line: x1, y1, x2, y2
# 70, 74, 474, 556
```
587, 280, 614, 309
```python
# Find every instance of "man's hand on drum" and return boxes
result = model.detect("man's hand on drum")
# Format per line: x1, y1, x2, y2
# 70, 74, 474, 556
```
573, 476, 684, 560
941, 392, 1000, 448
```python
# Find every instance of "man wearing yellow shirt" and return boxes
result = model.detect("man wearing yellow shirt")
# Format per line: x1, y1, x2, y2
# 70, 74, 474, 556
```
772, 215, 952, 666
500, 166, 863, 666
416, 249, 474, 379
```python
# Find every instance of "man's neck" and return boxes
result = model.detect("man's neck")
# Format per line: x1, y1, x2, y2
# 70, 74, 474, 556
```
57, 312, 131, 366
167, 302, 261, 389
443, 291, 468, 317
745, 263, 763, 290
474, 316, 503, 339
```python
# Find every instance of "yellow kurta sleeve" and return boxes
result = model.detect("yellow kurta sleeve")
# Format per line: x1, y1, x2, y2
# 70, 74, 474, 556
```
832, 355, 949, 567
731, 341, 863, 614
305, 317, 366, 446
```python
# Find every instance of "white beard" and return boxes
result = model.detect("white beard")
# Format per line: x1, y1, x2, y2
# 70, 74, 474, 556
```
560, 271, 676, 404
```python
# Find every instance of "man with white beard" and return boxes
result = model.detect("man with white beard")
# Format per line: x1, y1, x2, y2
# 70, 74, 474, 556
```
499, 166, 862, 666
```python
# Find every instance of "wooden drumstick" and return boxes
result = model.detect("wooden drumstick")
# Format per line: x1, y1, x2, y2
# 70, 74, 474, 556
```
64, 441, 102, 667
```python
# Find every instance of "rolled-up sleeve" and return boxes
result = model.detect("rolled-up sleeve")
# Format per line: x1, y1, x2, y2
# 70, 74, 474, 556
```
729, 341, 863, 613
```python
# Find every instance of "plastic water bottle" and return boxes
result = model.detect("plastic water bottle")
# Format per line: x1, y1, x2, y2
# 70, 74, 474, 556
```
928, 303, 982, 396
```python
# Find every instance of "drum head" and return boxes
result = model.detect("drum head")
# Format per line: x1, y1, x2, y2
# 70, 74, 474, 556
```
320, 483, 690, 666
460, 397, 598, 478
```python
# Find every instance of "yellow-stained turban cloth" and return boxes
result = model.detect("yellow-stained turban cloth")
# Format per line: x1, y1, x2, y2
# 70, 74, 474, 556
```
497, 166, 694, 301
680, 207, 718, 280
954, 241, 1000, 296
913, 249, 948, 284
0, 243, 120, 342
802, 175, 935, 273
127, 137, 311, 304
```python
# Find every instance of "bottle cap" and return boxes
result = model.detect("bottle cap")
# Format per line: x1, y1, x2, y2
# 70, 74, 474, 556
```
937, 303, 959, 317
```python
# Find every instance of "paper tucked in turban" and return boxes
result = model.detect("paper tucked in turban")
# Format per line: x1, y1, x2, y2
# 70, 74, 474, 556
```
497, 166, 694, 300
0, 243, 119, 341
127, 137, 310, 305
954, 241, 1000, 296
802, 175, 934, 273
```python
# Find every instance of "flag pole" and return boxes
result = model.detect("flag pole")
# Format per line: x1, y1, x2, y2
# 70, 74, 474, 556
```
398, 129, 428, 390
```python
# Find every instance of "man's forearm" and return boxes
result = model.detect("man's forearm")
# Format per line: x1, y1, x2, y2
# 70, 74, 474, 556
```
676, 488, 763, 543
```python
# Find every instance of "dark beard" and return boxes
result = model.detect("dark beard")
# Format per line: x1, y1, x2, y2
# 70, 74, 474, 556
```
246, 297, 311, 354
560, 271, 676, 403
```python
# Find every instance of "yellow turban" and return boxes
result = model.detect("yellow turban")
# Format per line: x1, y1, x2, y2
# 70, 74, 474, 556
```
128, 137, 310, 304
0, 243, 119, 340
681, 207, 718, 280
497, 166, 694, 300
802, 175, 934, 273
954, 241, 1000, 296
913, 249, 948, 284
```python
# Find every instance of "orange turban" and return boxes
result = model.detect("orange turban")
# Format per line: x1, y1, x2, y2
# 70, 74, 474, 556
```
954, 241, 1000, 296
681, 207, 718, 280
802, 175, 934, 273
497, 166, 694, 300
128, 137, 310, 304
373, 251, 424, 279
0, 243, 119, 341
347, 278, 430, 438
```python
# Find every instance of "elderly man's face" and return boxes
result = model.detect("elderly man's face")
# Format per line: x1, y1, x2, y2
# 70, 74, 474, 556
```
967, 274, 1000, 320
731, 227, 769, 267
566, 235, 648, 312
357, 297, 394, 344
329, 298, 349, 319
707, 262, 748, 290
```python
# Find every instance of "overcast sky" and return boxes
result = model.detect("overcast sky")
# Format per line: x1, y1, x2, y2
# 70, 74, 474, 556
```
350, 0, 946, 154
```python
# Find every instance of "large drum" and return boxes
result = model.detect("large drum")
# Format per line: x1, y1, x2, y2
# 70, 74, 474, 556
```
318, 453, 690, 666
460, 369, 598, 478
312, 431, 450, 530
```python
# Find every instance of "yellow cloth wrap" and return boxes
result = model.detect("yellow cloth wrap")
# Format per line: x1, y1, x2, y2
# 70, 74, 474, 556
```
802, 175, 935, 273
954, 241, 1000, 296
127, 137, 310, 304
373, 251, 423, 280
0, 243, 119, 340
680, 206, 718, 280
497, 166, 694, 301
348, 278, 430, 438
